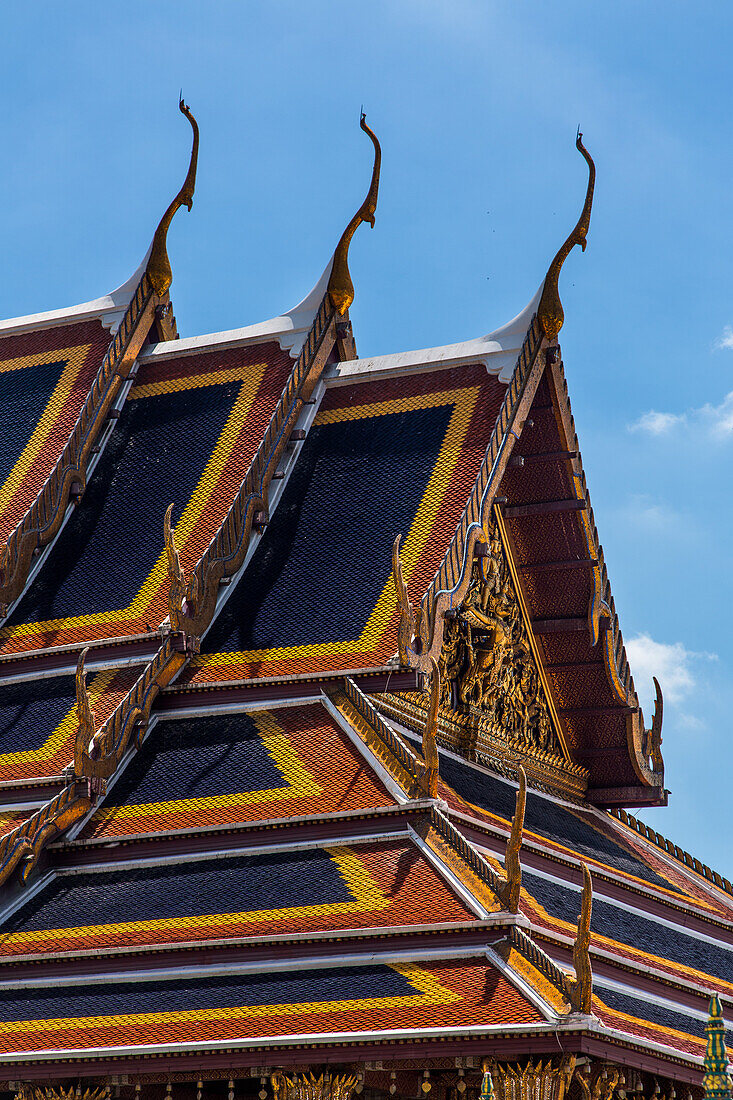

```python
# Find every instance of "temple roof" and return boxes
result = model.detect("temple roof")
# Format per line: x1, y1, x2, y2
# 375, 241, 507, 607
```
0, 117, 727, 1088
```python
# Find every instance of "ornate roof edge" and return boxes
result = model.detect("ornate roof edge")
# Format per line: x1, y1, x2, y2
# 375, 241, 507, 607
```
0, 100, 205, 618
382, 300, 664, 800
545, 360, 665, 796
373, 691, 588, 802
329, 678, 434, 800
391, 309, 548, 674
0, 276, 343, 895
610, 808, 733, 899
0, 253, 150, 338
139, 259, 334, 364
0, 100, 197, 340
493, 924, 574, 1016
0, 271, 161, 616
326, 285, 543, 388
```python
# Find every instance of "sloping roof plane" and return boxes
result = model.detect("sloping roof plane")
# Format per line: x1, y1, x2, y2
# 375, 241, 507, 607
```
0, 118, 727, 1094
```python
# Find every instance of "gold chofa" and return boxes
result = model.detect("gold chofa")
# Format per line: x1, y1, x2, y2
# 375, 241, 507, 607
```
537, 129, 595, 341
568, 863, 594, 1014
147, 98, 200, 297
328, 112, 381, 315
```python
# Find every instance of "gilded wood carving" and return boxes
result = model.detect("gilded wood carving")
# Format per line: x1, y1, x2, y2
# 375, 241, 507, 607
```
567, 863, 594, 1014
537, 130, 595, 341
327, 112, 381, 316
438, 520, 559, 756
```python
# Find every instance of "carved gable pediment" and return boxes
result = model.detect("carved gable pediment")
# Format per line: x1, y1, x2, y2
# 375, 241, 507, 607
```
440, 517, 561, 758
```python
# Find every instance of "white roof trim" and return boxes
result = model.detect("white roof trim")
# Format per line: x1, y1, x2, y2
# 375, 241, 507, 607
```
0, 248, 151, 338
138, 257, 334, 365
326, 283, 543, 387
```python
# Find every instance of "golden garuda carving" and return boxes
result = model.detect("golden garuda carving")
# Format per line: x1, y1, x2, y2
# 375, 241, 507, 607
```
437, 519, 559, 756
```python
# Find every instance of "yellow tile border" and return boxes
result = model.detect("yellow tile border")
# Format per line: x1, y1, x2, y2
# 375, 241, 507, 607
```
192, 385, 480, 673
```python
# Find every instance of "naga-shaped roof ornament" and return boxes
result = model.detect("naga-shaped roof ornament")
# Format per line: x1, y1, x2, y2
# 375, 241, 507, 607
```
537, 128, 595, 341
498, 766, 526, 913
327, 111, 381, 316
146, 97, 200, 297
568, 862, 594, 1014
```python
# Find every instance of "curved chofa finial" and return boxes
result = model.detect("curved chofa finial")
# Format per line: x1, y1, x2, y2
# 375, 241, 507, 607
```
499, 765, 526, 912
146, 97, 199, 297
537, 128, 595, 341
421, 658, 441, 797
74, 647, 97, 777
327, 111, 382, 316
568, 863, 594, 1014
703, 993, 733, 1100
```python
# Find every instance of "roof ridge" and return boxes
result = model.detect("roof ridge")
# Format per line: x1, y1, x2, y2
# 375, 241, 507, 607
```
0, 274, 159, 616
0, 283, 341, 895
611, 807, 733, 899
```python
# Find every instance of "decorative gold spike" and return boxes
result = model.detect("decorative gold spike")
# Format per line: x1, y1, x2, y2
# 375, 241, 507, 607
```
74, 646, 96, 776
568, 862, 594, 1013
393, 533, 418, 664
421, 657, 441, 797
328, 111, 381, 315
499, 765, 526, 911
537, 129, 595, 340
147, 97, 199, 297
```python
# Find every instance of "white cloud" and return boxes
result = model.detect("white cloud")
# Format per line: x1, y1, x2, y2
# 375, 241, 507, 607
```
697, 391, 733, 437
628, 410, 685, 435
715, 325, 733, 351
618, 494, 686, 537
628, 391, 733, 439
626, 632, 717, 715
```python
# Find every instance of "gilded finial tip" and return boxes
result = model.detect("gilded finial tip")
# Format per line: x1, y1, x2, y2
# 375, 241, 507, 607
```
327, 112, 382, 314
146, 99, 199, 295
537, 129, 595, 339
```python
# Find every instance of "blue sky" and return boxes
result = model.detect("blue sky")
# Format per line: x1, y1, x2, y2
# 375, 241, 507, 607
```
3, 1, 732, 874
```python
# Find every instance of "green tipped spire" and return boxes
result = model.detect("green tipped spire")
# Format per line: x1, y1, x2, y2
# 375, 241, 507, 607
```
704, 994, 732, 1100
480, 1067, 494, 1100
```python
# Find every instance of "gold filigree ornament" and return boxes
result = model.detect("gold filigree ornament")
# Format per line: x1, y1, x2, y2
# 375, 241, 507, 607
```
327, 111, 381, 315
146, 97, 199, 297
537, 128, 595, 341
16, 1087, 110, 1100
567, 863, 594, 1014
271, 1073, 359, 1100
439, 520, 559, 756
486, 1057, 577, 1100
573, 1064, 620, 1100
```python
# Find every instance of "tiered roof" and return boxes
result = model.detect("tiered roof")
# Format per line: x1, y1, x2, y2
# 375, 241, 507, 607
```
0, 111, 728, 1093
